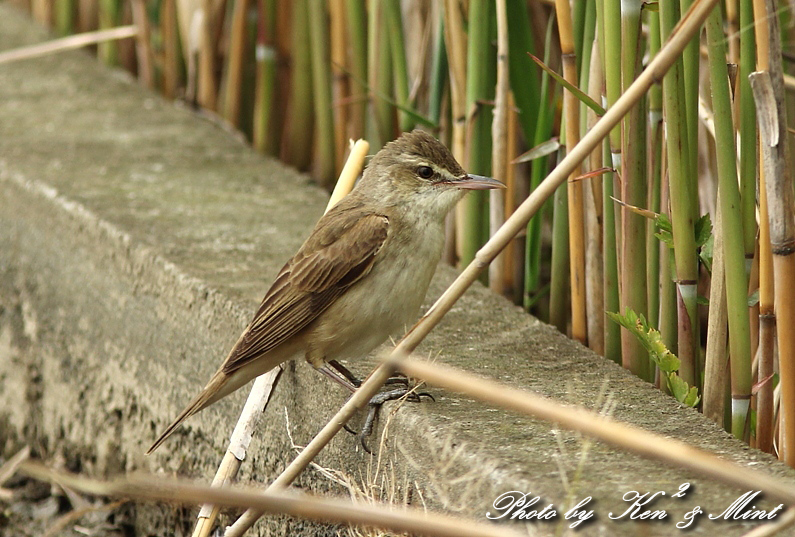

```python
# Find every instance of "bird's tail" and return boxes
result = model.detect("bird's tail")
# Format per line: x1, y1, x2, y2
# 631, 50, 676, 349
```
146, 370, 230, 454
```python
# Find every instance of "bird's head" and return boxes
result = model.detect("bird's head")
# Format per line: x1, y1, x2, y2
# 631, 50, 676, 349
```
360, 130, 505, 218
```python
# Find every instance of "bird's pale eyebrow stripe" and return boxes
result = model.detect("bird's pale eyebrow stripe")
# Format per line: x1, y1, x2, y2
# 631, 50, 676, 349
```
403, 157, 456, 179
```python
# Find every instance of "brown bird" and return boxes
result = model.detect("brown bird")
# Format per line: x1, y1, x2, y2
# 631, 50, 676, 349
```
147, 129, 504, 454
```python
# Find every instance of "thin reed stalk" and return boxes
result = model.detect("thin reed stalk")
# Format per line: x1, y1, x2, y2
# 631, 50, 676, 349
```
220, 0, 250, 128
308, 0, 336, 187
384, 0, 412, 133
489, 0, 509, 295
659, 0, 699, 388
280, 0, 313, 171
253, 0, 277, 154
555, 0, 586, 344
345, 0, 367, 138
706, 3, 752, 440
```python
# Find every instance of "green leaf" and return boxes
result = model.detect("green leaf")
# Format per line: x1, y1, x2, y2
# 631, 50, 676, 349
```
695, 213, 713, 248
683, 386, 701, 407
527, 53, 606, 116
697, 295, 709, 306
699, 233, 714, 273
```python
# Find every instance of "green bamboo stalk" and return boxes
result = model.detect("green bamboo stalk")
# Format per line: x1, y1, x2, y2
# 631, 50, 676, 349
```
505, 0, 539, 143
280, 0, 313, 171
368, 0, 395, 147
329, 0, 349, 169
738, 0, 757, 271
705, 4, 752, 440
308, 0, 336, 187
603, 142, 621, 364
253, 0, 277, 155
345, 0, 367, 138
659, 0, 699, 388
549, 177, 570, 333
601, 0, 622, 157
384, 0, 413, 132
619, 0, 650, 381
55, 0, 75, 35
97, 0, 120, 65
647, 7, 663, 331
459, 0, 494, 269
524, 16, 556, 312
428, 16, 447, 126
679, 0, 699, 223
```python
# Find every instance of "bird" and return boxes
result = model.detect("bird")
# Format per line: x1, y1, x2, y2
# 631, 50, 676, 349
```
147, 129, 504, 454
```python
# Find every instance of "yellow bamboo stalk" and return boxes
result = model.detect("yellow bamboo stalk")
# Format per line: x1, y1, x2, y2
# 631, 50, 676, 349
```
329, 0, 349, 173
0, 26, 137, 65
221, 0, 251, 127
752, 0, 776, 457
555, 0, 587, 344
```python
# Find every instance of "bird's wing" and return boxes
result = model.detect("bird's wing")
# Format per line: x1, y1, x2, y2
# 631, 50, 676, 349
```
222, 210, 390, 374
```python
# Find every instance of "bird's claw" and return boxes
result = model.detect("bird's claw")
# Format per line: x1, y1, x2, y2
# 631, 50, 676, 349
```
357, 387, 434, 454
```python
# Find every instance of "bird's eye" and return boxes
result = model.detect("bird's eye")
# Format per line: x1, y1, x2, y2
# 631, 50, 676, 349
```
417, 166, 434, 179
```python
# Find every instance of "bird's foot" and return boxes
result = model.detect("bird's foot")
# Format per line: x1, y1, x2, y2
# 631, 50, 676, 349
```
357, 387, 435, 454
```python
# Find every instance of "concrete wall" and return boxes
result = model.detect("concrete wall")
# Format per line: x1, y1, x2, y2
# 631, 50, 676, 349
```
1, 6, 793, 536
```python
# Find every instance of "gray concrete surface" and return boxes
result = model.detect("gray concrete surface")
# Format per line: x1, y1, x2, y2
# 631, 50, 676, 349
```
1, 5, 793, 536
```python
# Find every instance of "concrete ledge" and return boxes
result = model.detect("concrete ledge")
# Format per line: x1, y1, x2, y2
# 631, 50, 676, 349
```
1, 6, 793, 536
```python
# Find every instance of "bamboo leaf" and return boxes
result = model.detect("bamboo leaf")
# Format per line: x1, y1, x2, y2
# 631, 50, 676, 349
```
527, 53, 606, 116
512, 138, 560, 163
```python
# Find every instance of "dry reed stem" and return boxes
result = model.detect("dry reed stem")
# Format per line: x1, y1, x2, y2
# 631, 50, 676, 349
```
225, 1, 723, 533
389, 354, 795, 506
20, 463, 526, 537
0, 25, 137, 65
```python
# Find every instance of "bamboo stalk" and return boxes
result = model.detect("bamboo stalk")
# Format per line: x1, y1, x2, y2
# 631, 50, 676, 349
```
489, 0, 509, 295
280, 0, 313, 171
329, 0, 349, 170
345, 0, 367, 139
549, 177, 570, 333
161, 0, 181, 99
459, 0, 493, 271
619, 0, 649, 380
308, 0, 336, 187
749, 6, 795, 463
226, 2, 725, 531
586, 39, 604, 355
659, 0, 699, 388
220, 0, 250, 127
196, 0, 218, 110
703, 194, 729, 424
97, 0, 121, 66
368, 1, 395, 147
706, 2, 753, 441
252, 0, 277, 154
556, 0, 586, 344
752, 0, 776, 458
384, 0, 413, 132
130, 0, 153, 89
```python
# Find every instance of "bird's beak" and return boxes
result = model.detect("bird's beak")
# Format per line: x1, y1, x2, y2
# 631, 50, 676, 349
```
450, 174, 506, 190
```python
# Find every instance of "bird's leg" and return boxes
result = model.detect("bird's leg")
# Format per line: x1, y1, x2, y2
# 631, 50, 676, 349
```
327, 360, 362, 387
328, 359, 409, 388
316, 363, 359, 393
358, 388, 435, 453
